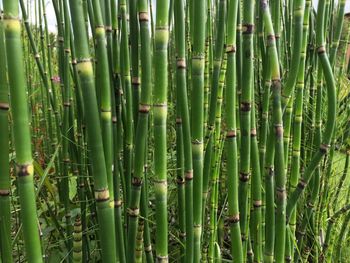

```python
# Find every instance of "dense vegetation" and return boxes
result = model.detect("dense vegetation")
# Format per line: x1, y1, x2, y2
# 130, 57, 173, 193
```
0, 0, 350, 262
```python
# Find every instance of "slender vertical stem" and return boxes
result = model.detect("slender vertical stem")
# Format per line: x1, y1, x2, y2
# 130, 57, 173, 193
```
0, 12, 13, 263
3, 1, 43, 261
153, 0, 170, 261
68, 0, 117, 261
191, 0, 206, 260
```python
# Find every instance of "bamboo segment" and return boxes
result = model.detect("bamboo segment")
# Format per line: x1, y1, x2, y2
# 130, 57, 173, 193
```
0, 13, 12, 263
191, 0, 206, 260
3, 1, 43, 262
68, 0, 117, 261
153, 0, 170, 261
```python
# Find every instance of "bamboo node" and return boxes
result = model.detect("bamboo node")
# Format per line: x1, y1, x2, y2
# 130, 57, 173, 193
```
0, 189, 10, 196
240, 102, 251, 112
185, 170, 193, 181
177, 176, 185, 185
63, 102, 71, 107
297, 178, 307, 189
76, 60, 93, 76
292, 150, 300, 157
226, 214, 240, 224
139, 12, 149, 21
157, 255, 169, 262
295, 115, 302, 123
253, 200, 262, 207
307, 202, 314, 208
285, 256, 292, 262
16, 163, 34, 177
132, 177, 143, 187
176, 58, 186, 69
175, 117, 182, 124
250, 128, 257, 137
154, 179, 167, 186
192, 139, 203, 145
226, 130, 237, 138
35, 53, 40, 59
272, 79, 281, 89
266, 166, 274, 176
242, 23, 254, 34
274, 124, 284, 137
276, 187, 286, 199
225, 45, 236, 53
192, 55, 205, 61
0, 102, 9, 110
317, 46, 326, 54
239, 172, 250, 182
139, 103, 151, 113
128, 207, 140, 217
3, 18, 20, 31
267, 34, 275, 42
132, 77, 141, 85
153, 103, 167, 108
115, 200, 122, 208
320, 144, 330, 153
94, 188, 110, 202
145, 245, 152, 252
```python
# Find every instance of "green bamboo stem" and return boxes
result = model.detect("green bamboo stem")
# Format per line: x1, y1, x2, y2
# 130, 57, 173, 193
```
3, 1, 43, 261
260, 0, 286, 261
19, 0, 57, 120
138, 150, 154, 263
238, 0, 254, 257
120, 0, 134, 207
110, 1, 126, 260
204, 0, 213, 133
286, 0, 336, 223
73, 216, 83, 263
333, 212, 350, 262
208, 56, 226, 262
153, 0, 170, 261
191, 0, 206, 261
68, 0, 117, 261
287, 1, 311, 260
129, 0, 140, 125
0, 12, 12, 263
329, 0, 346, 67
250, 93, 262, 262
174, 0, 194, 261
203, 0, 226, 217
61, 0, 73, 257
91, 0, 114, 204
225, 0, 243, 261
296, 65, 323, 261
331, 153, 350, 209
281, 0, 305, 108
283, 96, 293, 169
208, 137, 224, 262
135, 218, 144, 263
322, 204, 350, 258
126, 0, 153, 259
